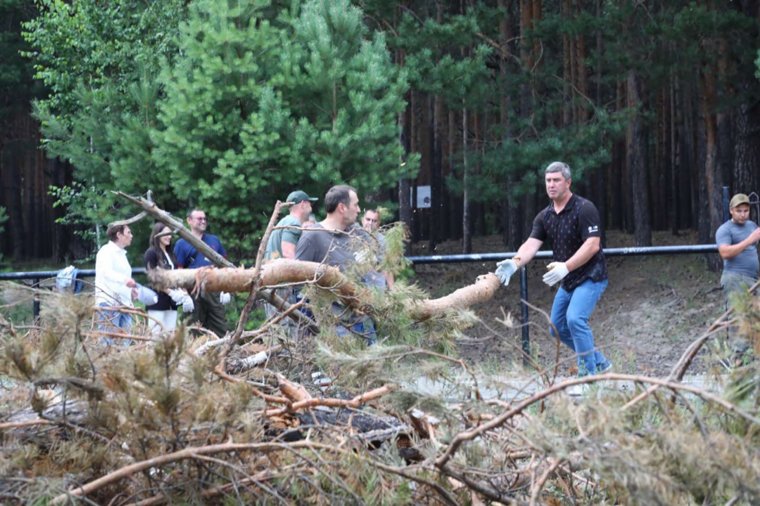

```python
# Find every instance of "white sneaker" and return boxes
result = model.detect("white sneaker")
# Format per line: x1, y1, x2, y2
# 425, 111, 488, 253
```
566, 383, 590, 396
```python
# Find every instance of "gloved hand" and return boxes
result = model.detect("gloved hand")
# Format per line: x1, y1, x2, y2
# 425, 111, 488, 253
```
542, 262, 569, 287
181, 294, 195, 313
219, 292, 231, 304
495, 259, 519, 286
168, 289, 195, 312
168, 289, 186, 305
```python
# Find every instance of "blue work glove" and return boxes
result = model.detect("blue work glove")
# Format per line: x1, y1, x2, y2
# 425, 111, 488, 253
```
495, 259, 519, 286
542, 262, 569, 287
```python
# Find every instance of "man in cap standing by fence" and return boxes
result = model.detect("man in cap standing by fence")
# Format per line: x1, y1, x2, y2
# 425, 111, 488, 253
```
716, 192, 759, 360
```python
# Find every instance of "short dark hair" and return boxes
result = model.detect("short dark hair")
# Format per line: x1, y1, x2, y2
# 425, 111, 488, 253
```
363, 208, 380, 219
324, 185, 356, 214
106, 223, 127, 241
187, 208, 205, 219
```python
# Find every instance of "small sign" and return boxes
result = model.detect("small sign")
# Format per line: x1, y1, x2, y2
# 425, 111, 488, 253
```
414, 185, 431, 209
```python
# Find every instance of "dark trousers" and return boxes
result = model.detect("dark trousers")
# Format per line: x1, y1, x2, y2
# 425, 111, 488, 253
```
189, 290, 228, 337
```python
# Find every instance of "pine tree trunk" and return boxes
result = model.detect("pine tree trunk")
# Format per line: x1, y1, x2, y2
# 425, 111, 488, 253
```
626, 70, 651, 246
734, 101, 760, 195
429, 94, 443, 250
462, 103, 471, 253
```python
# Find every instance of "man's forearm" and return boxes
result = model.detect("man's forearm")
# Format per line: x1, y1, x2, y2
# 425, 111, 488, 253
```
565, 237, 600, 271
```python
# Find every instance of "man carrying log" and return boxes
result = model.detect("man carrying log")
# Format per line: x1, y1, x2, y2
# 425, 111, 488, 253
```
495, 162, 612, 376
296, 185, 377, 344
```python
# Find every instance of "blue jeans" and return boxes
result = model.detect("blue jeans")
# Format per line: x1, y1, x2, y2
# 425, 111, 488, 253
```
549, 279, 609, 375
97, 302, 133, 346
332, 302, 377, 346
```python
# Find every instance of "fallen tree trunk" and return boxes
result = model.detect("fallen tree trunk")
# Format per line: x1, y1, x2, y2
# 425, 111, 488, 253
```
149, 259, 368, 309
150, 262, 502, 321
410, 273, 501, 321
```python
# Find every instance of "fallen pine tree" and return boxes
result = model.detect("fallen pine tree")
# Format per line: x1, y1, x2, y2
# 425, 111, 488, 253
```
1, 195, 759, 504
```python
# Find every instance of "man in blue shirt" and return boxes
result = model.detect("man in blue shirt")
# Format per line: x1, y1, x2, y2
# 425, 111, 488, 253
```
174, 208, 230, 337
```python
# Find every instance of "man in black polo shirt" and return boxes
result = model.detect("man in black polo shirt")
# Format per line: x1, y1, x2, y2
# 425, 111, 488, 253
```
495, 161, 611, 376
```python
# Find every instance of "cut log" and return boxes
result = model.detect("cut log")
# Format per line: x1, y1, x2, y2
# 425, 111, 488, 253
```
408, 274, 501, 321
150, 263, 502, 322
149, 259, 368, 308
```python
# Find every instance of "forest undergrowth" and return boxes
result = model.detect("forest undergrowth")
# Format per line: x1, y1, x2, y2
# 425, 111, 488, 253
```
0, 267, 758, 505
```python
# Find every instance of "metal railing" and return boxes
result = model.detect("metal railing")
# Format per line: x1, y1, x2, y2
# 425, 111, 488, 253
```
0, 245, 718, 360
408, 244, 719, 361
0, 268, 146, 318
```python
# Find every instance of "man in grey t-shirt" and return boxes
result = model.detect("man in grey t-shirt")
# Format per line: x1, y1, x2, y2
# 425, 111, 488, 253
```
296, 185, 377, 344
716, 193, 759, 359
716, 193, 760, 297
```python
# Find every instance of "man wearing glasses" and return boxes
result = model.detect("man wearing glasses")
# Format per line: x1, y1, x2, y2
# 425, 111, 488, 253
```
173, 209, 230, 337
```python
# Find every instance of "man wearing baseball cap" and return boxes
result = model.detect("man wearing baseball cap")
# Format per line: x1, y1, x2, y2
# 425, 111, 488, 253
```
717, 193, 760, 296
265, 190, 318, 261
263, 190, 318, 328
716, 193, 760, 359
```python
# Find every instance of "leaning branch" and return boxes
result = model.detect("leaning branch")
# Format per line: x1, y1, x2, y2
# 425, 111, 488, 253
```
51, 441, 319, 504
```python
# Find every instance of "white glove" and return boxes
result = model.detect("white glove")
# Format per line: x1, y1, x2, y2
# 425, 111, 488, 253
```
219, 292, 231, 304
542, 262, 569, 287
168, 289, 194, 312
495, 259, 519, 286
181, 295, 195, 313
168, 289, 186, 304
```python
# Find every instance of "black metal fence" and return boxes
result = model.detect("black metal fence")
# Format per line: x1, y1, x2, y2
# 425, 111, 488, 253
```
408, 244, 718, 360
0, 245, 718, 358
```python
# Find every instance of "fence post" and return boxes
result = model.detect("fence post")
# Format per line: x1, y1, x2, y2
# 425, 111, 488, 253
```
520, 267, 530, 364
33, 277, 40, 319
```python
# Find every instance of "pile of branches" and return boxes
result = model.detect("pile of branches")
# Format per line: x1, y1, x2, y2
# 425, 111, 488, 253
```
0, 195, 758, 504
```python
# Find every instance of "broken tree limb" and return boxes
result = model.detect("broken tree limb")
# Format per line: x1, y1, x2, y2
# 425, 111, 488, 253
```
149, 260, 369, 309
115, 192, 234, 268
409, 273, 502, 321
265, 384, 399, 416
150, 265, 502, 322
227, 200, 288, 348
116, 192, 316, 332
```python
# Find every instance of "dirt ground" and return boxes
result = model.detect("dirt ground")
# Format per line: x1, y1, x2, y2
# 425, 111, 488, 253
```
412, 230, 725, 377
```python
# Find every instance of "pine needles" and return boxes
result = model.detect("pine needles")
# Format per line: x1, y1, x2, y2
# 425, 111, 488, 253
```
1, 279, 759, 504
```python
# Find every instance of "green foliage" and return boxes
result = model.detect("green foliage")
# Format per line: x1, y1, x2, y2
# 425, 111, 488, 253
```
152, 0, 413, 259
450, 109, 629, 202
25, 0, 414, 261
23, 0, 186, 252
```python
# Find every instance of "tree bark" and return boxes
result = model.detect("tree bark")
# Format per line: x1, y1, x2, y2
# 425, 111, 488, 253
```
462, 103, 471, 253
150, 260, 502, 322
626, 70, 651, 246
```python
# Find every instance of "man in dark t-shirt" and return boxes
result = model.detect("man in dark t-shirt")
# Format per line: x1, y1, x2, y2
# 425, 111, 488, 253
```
495, 162, 611, 376
296, 185, 376, 344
